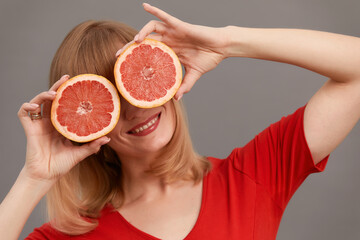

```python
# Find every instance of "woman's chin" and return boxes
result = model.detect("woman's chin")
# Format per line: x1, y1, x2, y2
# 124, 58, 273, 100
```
110, 135, 172, 161
134, 136, 172, 156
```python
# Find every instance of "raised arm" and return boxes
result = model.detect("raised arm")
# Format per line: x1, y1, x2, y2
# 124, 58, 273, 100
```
135, 3, 360, 164
225, 27, 360, 163
0, 75, 110, 240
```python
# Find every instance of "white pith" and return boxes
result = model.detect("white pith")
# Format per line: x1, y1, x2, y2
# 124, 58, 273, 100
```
131, 115, 159, 134
141, 66, 155, 80
114, 38, 182, 108
76, 101, 93, 115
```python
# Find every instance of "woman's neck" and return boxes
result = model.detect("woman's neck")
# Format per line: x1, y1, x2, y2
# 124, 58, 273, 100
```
117, 153, 174, 204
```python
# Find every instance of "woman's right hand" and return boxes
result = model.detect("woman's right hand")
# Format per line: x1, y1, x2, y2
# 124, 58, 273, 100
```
18, 75, 110, 183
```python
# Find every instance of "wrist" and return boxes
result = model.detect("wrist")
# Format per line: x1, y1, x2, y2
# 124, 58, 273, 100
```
223, 26, 257, 59
0, 168, 54, 239
18, 167, 56, 193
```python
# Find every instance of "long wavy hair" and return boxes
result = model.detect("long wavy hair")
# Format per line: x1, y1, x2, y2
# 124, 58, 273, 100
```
47, 20, 211, 235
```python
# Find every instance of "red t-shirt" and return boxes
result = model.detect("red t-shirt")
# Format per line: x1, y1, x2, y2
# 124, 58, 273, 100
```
26, 106, 328, 240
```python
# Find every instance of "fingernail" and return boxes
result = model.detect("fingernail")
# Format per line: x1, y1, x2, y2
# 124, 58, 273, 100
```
103, 137, 111, 144
134, 34, 139, 42
115, 48, 123, 57
48, 90, 57, 96
30, 103, 39, 108
176, 94, 183, 101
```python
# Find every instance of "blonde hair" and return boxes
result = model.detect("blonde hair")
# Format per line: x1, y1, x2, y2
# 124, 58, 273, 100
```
47, 20, 211, 235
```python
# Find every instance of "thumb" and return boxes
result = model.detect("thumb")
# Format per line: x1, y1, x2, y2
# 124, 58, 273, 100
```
175, 69, 202, 100
72, 137, 111, 164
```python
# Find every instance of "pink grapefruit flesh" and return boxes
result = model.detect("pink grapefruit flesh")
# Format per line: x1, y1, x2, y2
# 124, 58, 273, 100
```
51, 74, 120, 142
114, 38, 182, 108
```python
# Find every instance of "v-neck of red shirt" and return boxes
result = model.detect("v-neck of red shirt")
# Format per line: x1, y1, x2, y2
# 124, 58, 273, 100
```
112, 174, 209, 240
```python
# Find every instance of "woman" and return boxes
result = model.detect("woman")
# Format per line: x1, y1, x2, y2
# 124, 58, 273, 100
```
1, 3, 359, 239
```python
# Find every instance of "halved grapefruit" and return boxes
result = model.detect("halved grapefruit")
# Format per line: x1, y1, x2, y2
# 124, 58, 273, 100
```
114, 38, 182, 108
51, 74, 120, 143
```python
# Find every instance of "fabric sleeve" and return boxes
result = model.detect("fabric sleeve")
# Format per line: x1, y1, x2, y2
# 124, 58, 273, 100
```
24, 223, 64, 240
25, 229, 49, 240
231, 105, 328, 209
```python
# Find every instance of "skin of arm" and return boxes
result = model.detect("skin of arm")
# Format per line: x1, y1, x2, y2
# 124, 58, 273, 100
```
0, 75, 109, 240
137, 3, 360, 165
2, 4, 359, 239
0, 169, 54, 240
224, 27, 360, 163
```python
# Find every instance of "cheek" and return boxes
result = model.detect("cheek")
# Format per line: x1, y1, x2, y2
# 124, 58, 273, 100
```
158, 118, 175, 144
106, 119, 125, 144
168, 113, 176, 137
106, 126, 132, 156
107, 121, 120, 137
162, 103, 176, 137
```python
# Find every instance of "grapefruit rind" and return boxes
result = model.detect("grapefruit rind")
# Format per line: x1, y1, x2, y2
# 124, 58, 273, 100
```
51, 74, 120, 143
114, 38, 182, 108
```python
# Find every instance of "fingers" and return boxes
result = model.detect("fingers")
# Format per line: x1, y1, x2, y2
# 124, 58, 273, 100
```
44, 75, 70, 117
49, 75, 70, 92
18, 91, 56, 124
72, 137, 111, 164
18, 102, 40, 124
145, 33, 163, 42
175, 68, 202, 100
142, 3, 180, 26
115, 40, 135, 57
18, 75, 69, 128
135, 20, 168, 43
136, 3, 183, 43
41, 91, 58, 118
115, 34, 164, 58
29, 91, 57, 107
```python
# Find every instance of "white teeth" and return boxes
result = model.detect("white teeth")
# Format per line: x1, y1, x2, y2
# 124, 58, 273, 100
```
132, 116, 158, 134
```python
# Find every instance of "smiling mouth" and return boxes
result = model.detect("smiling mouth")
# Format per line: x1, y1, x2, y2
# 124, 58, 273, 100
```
127, 112, 161, 135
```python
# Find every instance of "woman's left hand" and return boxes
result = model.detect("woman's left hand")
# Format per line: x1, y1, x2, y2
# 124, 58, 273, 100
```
117, 3, 230, 100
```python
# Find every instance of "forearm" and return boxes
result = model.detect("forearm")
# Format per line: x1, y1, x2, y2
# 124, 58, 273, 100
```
0, 168, 54, 240
225, 26, 360, 83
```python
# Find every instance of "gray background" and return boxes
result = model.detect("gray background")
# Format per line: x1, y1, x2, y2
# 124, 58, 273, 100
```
1, 0, 359, 239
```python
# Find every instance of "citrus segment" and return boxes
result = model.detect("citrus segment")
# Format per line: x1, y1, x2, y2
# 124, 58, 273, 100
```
114, 39, 182, 108
51, 74, 120, 142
